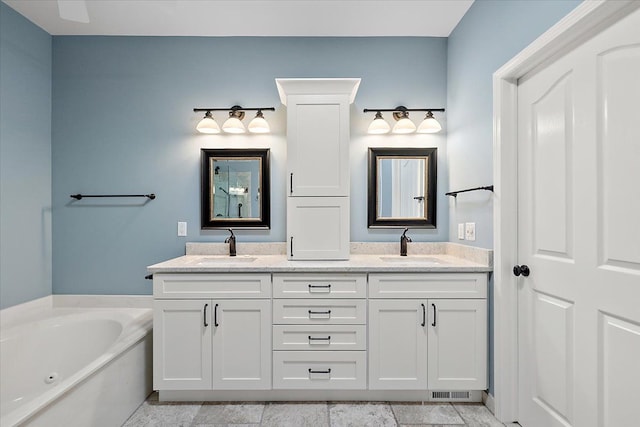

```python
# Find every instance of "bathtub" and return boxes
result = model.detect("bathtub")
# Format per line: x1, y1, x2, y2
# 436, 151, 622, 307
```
0, 297, 153, 427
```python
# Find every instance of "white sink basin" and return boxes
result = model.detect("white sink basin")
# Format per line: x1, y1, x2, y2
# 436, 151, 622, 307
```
379, 256, 441, 264
192, 256, 257, 265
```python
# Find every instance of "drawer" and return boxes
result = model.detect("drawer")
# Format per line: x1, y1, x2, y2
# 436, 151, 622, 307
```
273, 325, 366, 351
368, 273, 487, 299
153, 273, 271, 299
273, 273, 366, 298
273, 299, 366, 325
273, 351, 366, 389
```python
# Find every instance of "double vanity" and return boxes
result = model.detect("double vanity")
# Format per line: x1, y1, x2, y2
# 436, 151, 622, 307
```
150, 78, 491, 402
148, 242, 492, 402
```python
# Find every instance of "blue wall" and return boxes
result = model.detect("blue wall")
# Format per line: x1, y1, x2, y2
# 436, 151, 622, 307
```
0, 3, 52, 309
447, 0, 582, 394
51, 36, 448, 295
447, 0, 582, 248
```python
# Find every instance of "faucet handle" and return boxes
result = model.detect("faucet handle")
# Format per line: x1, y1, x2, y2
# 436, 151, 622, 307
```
225, 228, 235, 243
401, 228, 412, 242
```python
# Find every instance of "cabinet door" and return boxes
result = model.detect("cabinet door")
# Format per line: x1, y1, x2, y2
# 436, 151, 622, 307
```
153, 299, 212, 390
287, 95, 350, 196
427, 299, 487, 390
287, 197, 349, 260
212, 299, 271, 390
368, 299, 428, 390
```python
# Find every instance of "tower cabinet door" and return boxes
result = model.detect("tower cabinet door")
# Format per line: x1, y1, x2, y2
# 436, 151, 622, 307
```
427, 299, 487, 390
212, 299, 271, 390
153, 299, 212, 390
287, 94, 350, 197
368, 299, 428, 390
287, 197, 349, 260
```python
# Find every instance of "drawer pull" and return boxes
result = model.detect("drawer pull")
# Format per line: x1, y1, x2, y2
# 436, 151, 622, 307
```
308, 335, 331, 341
308, 310, 332, 318
308, 368, 331, 374
308, 284, 331, 292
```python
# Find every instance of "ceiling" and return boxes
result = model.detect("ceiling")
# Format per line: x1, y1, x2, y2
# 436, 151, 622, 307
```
2, 0, 474, 37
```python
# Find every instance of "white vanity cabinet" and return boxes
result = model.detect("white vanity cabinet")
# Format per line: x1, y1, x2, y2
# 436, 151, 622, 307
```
287, 197, 350, 260
153, 274, 271, 391
285, 95, 350, 197
272, 273, 368, 389
149, 262, 491, 400
276, 78, 360, 261
368, 273, 487, 391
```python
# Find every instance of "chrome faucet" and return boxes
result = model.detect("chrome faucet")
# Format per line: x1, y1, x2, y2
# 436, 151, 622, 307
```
400, 228, 412, 256
225, 228, 236, 257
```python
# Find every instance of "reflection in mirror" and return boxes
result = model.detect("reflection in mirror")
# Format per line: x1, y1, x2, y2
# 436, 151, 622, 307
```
212, 159, 259, 219
368, 148, 437, 228
377, 157, 426, 219
201, 149, 270, 229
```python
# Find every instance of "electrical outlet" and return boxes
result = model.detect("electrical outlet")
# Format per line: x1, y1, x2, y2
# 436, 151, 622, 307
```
465, 222, 476, 241
177, 221, 187, 237
458, 223, 465, 240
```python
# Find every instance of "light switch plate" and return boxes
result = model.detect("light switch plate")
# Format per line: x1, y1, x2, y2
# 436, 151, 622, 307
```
465, 222, 476, 241
458, 223, 465, 240
177, 221, 187, 237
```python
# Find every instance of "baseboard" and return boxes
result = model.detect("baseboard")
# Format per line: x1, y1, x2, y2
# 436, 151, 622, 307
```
482, 390, 495, 414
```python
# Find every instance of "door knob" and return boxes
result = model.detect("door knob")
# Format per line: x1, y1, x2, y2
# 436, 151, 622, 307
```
513, 265, 530, 277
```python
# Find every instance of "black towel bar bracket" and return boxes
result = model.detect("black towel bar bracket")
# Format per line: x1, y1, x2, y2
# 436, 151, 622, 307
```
445, 186, 494, 198
70, 193, 156, 200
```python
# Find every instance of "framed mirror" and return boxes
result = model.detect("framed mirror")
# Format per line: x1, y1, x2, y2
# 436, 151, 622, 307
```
201, 149, 270, 229
368, 147, 437, 228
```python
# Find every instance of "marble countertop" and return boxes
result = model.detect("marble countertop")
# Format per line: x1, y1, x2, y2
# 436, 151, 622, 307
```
148, 243, 492, 273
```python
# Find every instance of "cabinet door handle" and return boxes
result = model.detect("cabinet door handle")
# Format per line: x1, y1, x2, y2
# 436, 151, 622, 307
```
203, 303, 209, 327
431, 303, 437, 327
214, 303, 219, 327
290, 173, 294, 194
308, 284, 331, 292
290, 236, 294, 257
421, 303, 426, 327
308, 335, 331, 341
308, 368, 331, 374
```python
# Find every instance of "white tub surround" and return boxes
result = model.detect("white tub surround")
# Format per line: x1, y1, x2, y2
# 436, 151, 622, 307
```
0, 296, 153, 427
150, 243, 491, 402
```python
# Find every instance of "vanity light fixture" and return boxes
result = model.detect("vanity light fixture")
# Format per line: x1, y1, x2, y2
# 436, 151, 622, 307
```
367, 111, 391, 134
196, 111, 220, 134
417, 111, 442, 133
193, 106, 275, 134
363, 106, 445, 135
222, 108, 246, 134
392, 108, 416, 134
248, 110, 270, 134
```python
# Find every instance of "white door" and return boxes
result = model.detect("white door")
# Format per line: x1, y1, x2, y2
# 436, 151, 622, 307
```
287, 197, 349, 260
212, 299, 271, 390
368, 299, 428, 389
287, 94, 350, 196
427, 299, 486, 391
153, 299, 212, 390
517, 9, 640, 427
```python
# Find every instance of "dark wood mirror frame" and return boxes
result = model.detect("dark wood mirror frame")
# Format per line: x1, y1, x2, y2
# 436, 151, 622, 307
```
201, 148, 270, 230
367, 147, 437, 229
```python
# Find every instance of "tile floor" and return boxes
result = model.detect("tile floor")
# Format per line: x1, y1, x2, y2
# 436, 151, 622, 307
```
123, 393, 507, 427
